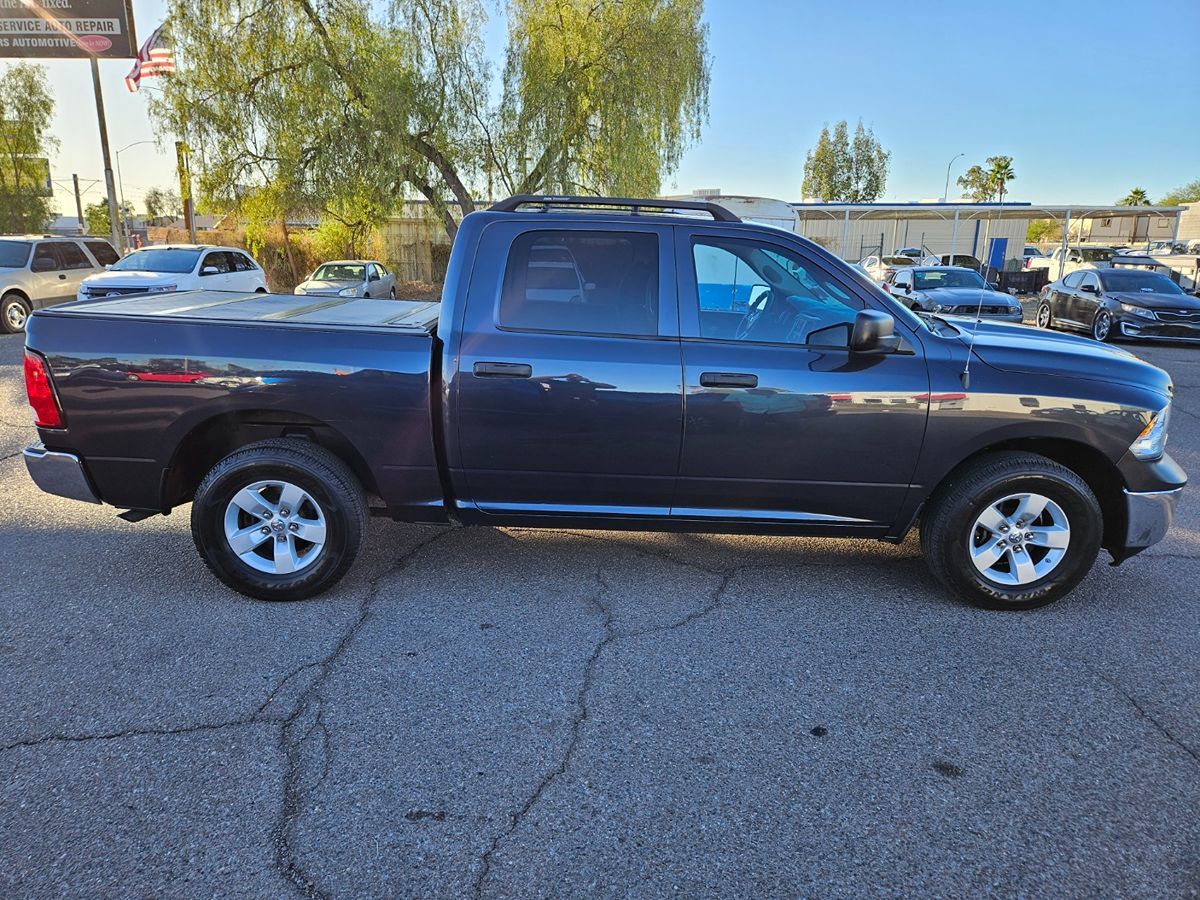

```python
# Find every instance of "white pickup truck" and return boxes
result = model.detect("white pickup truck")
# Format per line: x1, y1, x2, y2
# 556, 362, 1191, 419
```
1028, 245, 1116, 281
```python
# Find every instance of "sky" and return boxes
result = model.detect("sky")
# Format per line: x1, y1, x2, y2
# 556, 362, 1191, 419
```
24, 0, 1200, 218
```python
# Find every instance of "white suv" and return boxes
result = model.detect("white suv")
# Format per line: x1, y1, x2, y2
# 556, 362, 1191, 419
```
0, 235, 119, 333
78, 245, 268, 301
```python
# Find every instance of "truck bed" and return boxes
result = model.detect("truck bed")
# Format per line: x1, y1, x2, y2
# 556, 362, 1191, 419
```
59, 290, 441, 331
26, 290, 446, 517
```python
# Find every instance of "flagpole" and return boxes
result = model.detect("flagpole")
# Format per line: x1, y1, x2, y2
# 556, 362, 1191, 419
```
90, 57, 123, 254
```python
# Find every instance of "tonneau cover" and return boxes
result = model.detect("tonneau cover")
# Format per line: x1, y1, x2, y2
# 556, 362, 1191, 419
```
53, 290, 440, 331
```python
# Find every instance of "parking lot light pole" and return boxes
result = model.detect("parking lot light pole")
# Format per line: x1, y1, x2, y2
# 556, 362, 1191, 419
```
943, 153, 964, 202
115, 141, 155, 250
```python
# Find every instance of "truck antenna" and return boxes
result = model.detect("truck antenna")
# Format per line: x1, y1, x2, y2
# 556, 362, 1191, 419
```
960, 194, 1003, 390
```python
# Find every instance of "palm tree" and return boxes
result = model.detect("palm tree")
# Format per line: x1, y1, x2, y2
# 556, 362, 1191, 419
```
987, 156, 1016, 205
1119, 187, 1150, 206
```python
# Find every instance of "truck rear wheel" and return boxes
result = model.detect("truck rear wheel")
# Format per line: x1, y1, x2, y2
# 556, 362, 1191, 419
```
190, 438, 368, 601
920, 452, 1102, 610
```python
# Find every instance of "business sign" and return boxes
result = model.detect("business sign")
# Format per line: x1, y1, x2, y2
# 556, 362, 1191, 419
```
0, 0, 137, 59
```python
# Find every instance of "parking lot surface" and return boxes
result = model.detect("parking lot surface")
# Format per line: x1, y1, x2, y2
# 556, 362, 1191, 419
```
1, 328, 1198, 897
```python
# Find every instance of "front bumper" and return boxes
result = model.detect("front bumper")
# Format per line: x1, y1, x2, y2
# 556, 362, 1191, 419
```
23, 442, 101, 504
1117, 486, 1183, 561
1118, 317, 1200, 342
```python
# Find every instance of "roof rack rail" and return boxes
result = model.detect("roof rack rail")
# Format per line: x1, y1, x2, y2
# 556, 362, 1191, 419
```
489, 194, 741, 223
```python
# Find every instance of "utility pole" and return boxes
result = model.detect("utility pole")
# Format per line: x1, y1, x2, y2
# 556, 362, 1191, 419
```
89, 58, 123, 253
72, 174, 86, 235
176, 141, 197, 243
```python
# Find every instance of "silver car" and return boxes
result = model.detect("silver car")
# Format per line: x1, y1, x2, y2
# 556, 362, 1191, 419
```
1, 235, 119, 333
294, 260, 397, 299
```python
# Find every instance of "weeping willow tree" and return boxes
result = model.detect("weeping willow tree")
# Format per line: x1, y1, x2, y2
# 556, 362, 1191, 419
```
150, 0, 710, 241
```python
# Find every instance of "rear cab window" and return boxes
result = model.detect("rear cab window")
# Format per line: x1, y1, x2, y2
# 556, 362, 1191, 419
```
499, 230, 659, 337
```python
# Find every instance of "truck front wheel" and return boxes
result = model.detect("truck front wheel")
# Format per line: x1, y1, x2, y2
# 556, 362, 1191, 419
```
191, 438, 368, 601
920, 452, 1102, 610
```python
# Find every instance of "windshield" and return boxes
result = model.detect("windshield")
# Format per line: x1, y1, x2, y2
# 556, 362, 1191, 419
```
914, 269, 987, 290
312, 263, 365, 281
0, 240, 31, 268
1080, 248, 1114, 262
1101, 271, 1184, 294
110, 248, 202, 274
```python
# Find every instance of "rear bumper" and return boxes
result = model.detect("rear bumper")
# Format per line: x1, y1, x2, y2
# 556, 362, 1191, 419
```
23, 442, 101, 504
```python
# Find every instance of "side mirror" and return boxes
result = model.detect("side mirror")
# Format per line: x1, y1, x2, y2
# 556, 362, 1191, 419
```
903, 284, 912, 294
1080, 284, 1098, 294
851, 310, 901, 355
201, 265, 219, 276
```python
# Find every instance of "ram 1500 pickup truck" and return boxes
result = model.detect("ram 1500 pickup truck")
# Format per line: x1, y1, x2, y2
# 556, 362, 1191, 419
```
22, 195, 1186, 609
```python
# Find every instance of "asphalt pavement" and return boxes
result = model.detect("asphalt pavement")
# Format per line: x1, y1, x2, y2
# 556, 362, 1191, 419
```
1, 326, 1197, 898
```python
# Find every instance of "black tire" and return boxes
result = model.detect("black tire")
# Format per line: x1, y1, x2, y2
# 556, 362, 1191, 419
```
1036, 302, 1053, 329
920, 452, 1102, 610
2, 292, 30, 334
1091, 309, 1113, 342
190, 438, 368, 601
388, 288, 396, 300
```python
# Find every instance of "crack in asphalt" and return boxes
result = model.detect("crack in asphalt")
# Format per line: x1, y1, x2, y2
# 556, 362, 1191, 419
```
0, 659, 323, 755
270, 528, 453, 900
1102, 677, 1200, 766
471, 539, 742, 897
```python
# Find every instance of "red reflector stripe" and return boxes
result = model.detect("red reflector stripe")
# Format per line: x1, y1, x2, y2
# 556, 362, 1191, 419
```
24, 350, 65, 429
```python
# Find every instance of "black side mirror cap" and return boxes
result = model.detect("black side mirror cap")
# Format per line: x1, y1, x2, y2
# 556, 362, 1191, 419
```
851, 309, 901, 355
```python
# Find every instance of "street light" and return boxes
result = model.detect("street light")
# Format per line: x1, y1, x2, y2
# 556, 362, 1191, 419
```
943, 152, 964, 203
115, 140, 155, 251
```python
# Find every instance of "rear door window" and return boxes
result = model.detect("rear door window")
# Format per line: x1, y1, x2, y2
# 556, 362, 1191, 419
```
499, 231, 659, 337
57, 241, 93, 270
31, 243, 61, 272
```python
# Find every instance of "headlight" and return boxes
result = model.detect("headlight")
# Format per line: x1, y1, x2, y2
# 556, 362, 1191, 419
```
147, 284, 177, 294
1119, 303, 1155, 320
1130, 404, 1171, 460
931, 303, 945, 312
338, 286, 359, 297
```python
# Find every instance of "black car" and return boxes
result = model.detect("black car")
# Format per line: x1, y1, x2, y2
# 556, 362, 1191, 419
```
1036, 268, 1200, 343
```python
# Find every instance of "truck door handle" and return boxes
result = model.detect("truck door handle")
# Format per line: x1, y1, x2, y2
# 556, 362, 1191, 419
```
700, 372, 758, 388
473, 361, 533, 378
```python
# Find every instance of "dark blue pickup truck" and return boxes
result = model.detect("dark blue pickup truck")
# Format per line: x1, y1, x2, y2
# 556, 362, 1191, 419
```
22, 196, 1185, 609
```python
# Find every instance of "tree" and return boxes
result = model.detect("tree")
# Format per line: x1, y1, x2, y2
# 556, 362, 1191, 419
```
0, 63, 58, 233
1118, 187, 1150, 206
1159, 179, 1200, 206
1026, 219, 1058, 243
85, 199, 135, 236
802, 120, 889, 201
957, 155, 1016, 202
144, 186, 182, 220
150, 0, 711, 241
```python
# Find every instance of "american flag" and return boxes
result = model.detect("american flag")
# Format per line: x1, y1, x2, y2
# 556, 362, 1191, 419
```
125, 25, 176, 93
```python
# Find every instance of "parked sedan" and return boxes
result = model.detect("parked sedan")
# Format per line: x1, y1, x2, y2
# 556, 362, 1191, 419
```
79, 246, 268, 300
294, 261, 396, 299
886, 266, 1023, 322
857, 254, 916, 282
1036, 268, 1200, 342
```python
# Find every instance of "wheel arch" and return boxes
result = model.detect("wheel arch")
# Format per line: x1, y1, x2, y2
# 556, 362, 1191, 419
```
908, 437, 1126, 554
162, 408, 379, 510
2, 287, 31, 304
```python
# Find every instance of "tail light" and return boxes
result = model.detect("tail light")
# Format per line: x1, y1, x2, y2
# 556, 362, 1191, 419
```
24, 349, 65, 429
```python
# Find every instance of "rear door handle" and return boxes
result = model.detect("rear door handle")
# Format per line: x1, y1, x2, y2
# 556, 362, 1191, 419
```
700, 372, 758, 388
473, 361, 533, 378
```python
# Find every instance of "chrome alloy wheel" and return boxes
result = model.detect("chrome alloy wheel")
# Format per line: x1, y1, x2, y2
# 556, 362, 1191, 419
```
222, 480, 327, 575
5, 300, 27, 331
968, 492, 1071, 586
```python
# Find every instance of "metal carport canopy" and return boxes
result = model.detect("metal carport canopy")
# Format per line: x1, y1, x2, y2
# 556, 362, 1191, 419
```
787, 202, 1184, 262
787, 202, 1184, 222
